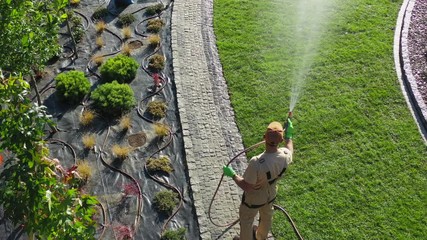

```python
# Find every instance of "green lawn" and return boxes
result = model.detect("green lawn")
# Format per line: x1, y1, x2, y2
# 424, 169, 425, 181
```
214, 0, 427, 239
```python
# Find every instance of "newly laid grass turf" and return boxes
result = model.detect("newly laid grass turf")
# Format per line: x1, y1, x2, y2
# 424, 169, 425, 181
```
214, 0, 427, 239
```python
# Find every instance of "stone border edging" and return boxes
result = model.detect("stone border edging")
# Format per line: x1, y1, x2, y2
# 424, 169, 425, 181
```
395, 0, 427, 143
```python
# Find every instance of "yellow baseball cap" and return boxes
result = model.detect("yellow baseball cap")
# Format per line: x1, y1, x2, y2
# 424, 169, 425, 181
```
265, 121, 284, 146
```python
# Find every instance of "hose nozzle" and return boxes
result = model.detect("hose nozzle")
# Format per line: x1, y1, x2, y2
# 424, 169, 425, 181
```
287, 111, 293, 119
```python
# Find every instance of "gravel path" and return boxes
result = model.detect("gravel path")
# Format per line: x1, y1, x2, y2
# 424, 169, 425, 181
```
399, 0, 427, 141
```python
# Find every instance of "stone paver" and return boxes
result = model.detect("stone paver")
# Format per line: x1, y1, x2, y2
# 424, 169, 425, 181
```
171, 0, 248, 239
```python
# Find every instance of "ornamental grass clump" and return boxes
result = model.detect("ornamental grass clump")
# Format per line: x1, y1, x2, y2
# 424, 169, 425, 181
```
112, 144, 133, 160
77, 160, 92, 181
146, 156, 173, 173
55, 70, 90, 104
122, 26, 132, 39
91, 81, 136, 115
80, 109, 97, 126
121, 43, 132, 56
148, 35, 161, 47
154, 123, 170, 137
153, 190, 178, 215
147, 100, 167, 118
147, 18, 164, 33
91, 54, 104, 66
100, 54, 139, 83
96, 36, 104, 48
148, 54, 165, 72
95, 20, 106, 33
82, 133, 97, 149
119, 114, 132, 131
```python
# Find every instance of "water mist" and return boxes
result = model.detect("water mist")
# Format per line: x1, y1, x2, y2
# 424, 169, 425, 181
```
285, 0, 337, 112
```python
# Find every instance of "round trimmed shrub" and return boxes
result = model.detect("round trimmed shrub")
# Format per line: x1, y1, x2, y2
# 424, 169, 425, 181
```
117, 13, 136, 27
146, 3, 164, 16
148, 54, 165, 72
100, 54, 139, 83
91, 81, 136, 115
153, 190, 178, 215
147, 18, 164, 33
147, 100, 167, 118
55, 70, 90, 104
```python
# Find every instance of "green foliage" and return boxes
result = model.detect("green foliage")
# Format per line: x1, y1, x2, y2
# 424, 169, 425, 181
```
214, 0, 427, 239
0, 72, 98, 239
55, 70, 90, 104
148, 54, 165, 72
0, 0, 68, 73
117, 13, 136, 27
161, 228, 186, 240
67, 10, 84, 42
91, 80, 136, 115
153, 190, 178, 215
147, 18, 164, 33
146, 3, 164, 16
100, 54, 139, 83
92, 7, 108, 20
147, 100, 167, 118
146, 156, 173, 173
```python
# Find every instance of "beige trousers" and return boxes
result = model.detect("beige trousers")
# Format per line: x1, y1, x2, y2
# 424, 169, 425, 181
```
239, 202, 274, 240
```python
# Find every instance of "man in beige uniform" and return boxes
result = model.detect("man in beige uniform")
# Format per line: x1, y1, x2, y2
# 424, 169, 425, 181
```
223, 119, 294, 240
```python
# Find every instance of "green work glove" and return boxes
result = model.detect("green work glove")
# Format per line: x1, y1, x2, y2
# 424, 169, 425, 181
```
223, 165, 236, 178
285, 118, 294, 139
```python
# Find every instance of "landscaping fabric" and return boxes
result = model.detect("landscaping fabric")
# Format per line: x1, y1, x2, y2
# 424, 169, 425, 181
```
0, 0, 199, 239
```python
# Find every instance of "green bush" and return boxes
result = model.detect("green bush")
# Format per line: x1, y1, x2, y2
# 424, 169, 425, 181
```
147, 18, 164, 33
100, 54, 139, 83
91, 81, 136, 115
117, 13, 136, 27
161, 228, 186, 240
55, 70, 90, 104
148, 54, 165, 72
147, 100, 167, 118
153, 190, 178, 215
146, 3, 164, 16
146, 156, 173, 173
93, 7, 108, 20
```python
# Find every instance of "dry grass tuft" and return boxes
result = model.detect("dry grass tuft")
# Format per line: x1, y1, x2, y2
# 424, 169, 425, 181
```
154, 123, 170, 137
80, 109, 97, 126
122, 26, 132, 39
119, 114, 132, 131
121, 43, 132, 56
82, 133, 97, 149
96, 36, 104, 48
91, 54, 104, 66
148, 35, 161, 47
77, 160, 93, 180
95, 20, 106, 33
112, 144, 133, 159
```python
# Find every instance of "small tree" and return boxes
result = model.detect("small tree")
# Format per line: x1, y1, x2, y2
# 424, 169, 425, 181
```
91, 80, 136, 115
55, 70, 91, 104
0, 73, 98, 239
100, 54, 139, 83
